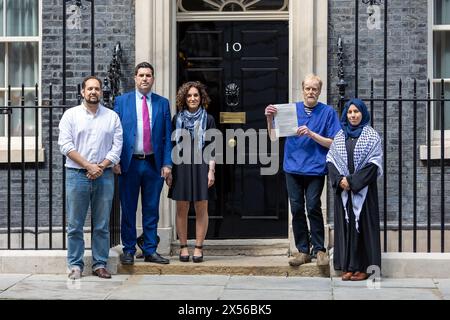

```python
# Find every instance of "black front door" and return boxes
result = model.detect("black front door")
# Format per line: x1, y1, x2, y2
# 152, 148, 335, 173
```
177, 21, 289, 239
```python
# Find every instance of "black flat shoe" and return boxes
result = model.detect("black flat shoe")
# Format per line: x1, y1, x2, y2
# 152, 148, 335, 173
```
179, 244, 190, 262
192, 245, 204, 263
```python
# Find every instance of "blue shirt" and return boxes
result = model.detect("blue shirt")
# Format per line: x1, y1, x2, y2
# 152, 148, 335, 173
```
283, 102, 341, 176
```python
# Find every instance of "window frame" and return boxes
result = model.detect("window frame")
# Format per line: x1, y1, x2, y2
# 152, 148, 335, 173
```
429, 0, 450, 140
0, 0, 43, 163
176, 0, 289, 21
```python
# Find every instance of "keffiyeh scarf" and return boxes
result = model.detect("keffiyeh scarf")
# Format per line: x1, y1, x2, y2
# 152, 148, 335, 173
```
327, 126, 383, 232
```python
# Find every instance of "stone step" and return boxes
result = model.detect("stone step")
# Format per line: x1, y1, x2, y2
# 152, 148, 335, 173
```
118, 255, 330, 277
168, 239, 291, 257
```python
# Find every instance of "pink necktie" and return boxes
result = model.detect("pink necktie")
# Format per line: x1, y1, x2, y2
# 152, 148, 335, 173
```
142, 95, 152, 154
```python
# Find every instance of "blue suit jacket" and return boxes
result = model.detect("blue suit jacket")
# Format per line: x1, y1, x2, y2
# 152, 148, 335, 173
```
114, 91, 173, 174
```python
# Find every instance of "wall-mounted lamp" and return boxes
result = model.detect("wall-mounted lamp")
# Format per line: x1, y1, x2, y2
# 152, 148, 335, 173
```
362, 0, 382, 30
62, 0, 95, 106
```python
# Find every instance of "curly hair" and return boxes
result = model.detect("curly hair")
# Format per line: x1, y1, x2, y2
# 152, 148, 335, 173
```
175, 81, 211, 112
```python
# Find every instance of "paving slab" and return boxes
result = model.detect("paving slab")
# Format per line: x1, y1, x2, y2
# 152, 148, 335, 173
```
220, 289, 332, 300
127, 275, 231, 286
332, 278, 437, 289
0, 278, 125, 300
333, 287, 442, 300
375, 278, 438, 289
434, 279, 450, 300
107, 284, 224, 300
25, 274, 130, 283
434, 279, 450, 288
226, 276, 331, 291
0, 274, 30, 291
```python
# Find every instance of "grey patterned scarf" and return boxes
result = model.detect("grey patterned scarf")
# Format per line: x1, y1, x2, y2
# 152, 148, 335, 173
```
175, 107, 208, 152
327, 126, 383, 232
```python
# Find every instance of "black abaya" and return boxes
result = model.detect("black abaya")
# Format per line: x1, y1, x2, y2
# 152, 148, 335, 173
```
328, 138, 381, 273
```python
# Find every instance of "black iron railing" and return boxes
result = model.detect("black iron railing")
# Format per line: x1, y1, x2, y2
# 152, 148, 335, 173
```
0, 84, 121, 250
335, 0, 449, 253
336, 77, 449, 253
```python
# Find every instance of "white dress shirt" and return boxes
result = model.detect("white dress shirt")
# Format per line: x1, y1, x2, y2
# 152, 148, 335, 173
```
58, 104, 123, 169
134, 90, 153, 155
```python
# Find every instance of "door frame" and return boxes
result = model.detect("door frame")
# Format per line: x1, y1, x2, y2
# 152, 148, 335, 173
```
134, 0, 329, 253
177, 20, 290, 239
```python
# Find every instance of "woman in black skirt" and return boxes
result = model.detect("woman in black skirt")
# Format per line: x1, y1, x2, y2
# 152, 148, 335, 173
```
168, 81, 216, 263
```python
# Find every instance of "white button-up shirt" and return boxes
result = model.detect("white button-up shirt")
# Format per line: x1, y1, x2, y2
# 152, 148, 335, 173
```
58, 104, 123, 169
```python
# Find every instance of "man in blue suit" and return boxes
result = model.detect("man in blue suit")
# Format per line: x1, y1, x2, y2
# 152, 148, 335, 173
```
114, 62, 172, 265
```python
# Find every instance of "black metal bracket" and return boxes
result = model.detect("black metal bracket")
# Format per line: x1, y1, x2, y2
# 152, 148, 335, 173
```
362, 0, 382, 5
0, 108, 12, 115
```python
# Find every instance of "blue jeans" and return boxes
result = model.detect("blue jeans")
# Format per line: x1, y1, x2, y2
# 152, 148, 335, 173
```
285, 173, 326, 255
66, 168, 114, 272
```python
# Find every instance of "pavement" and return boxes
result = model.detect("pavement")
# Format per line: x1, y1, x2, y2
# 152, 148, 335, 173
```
1, 273, 449, 301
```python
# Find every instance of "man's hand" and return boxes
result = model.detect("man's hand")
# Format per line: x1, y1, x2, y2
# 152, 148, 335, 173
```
86, 163, 103, 180
297, 126, 333, 149
162, 167, 172, 187
85, 163, 103, 180
113, 164, 122, 175
297, 125, 314, 138
265, 105, 278, 119
161, 166, 172, 180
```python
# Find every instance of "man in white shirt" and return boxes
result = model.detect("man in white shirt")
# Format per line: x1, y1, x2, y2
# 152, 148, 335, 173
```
58, 76, 123, 280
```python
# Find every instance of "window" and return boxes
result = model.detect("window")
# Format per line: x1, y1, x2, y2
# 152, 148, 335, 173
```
432, 0, 450, 132
0, 0, 40, 137
177, 0, 288, 13
0, 0, 41, 160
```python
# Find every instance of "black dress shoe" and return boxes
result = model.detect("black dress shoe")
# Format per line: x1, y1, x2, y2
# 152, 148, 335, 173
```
144, 252, 170, 264
136, 233, 161, 259
120, 252, 134, 265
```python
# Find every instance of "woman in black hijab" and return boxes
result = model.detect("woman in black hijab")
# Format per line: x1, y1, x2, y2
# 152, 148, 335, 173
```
327, 99, 383, 281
